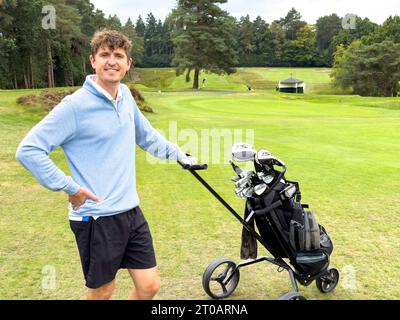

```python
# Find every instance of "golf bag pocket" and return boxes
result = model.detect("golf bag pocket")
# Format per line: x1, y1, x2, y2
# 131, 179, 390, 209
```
304, 210, 320, 251
289, 220, 304, 251
295, 249, 329, 275
289, 210, 320, 252
319, 225, 333, 256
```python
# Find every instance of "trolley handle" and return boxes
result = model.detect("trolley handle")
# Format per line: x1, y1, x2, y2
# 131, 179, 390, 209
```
178, 155, 208, 171
181, 163, 208, 171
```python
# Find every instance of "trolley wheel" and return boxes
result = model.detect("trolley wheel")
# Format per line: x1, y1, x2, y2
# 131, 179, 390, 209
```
278, 291, 307, 300
202, 258, 240, 299
316, 267, 339, 293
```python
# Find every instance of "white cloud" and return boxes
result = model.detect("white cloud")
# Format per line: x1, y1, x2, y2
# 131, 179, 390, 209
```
91, 0, 178, 23
90, 0, 399, 25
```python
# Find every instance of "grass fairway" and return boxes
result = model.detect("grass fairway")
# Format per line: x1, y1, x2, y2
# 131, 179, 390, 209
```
1, 68, 400, 300
133, 67, 347, 94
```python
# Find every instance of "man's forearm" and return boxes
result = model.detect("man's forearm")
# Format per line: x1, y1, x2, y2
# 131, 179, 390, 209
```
16, 144, 80, 195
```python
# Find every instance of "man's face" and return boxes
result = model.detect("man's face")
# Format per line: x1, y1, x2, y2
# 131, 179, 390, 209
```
90, 46, 132, 84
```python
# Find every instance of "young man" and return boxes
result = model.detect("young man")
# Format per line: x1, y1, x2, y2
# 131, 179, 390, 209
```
16, 29, 191, 300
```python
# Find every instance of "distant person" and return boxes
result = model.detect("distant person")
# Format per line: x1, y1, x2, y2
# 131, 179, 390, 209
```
246, 84, 252, 91
16, 29, 194, 300
202, 77, 207, 88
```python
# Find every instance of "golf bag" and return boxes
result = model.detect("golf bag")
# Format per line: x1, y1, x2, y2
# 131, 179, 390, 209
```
243, 177, 333, 276
232, 145, 334, 277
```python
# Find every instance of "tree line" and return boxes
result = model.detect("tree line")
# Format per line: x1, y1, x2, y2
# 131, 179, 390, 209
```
0, 0, 399, 95
332, 16, 400, 97
0, 0, 144, 89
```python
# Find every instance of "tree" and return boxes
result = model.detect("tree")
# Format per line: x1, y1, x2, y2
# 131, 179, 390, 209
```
4, 0, 45, 88
316, 14, 342, 65
362, 15, 400, 44
236, 15, 257, 66
238, 15, 255, 54
69, 0, 101, 79
284, 24, 322, 67
135, 15, 146, 37
332, 16, 377, 48
252, 16, 273, 66
0, 0, 17, 88
160, 16, 175, 65
331, 40, 400, 97
269, 21, 285, 66
144, 13, 157, 57
0, 0, 132, 88
316, 14, 342, 50
122, 18, 144, 66
170, 0, 238, 89
105, 14, 122, 31
139, 13, 170, 67
51, 0, 84, 86
276, 8, 306, 41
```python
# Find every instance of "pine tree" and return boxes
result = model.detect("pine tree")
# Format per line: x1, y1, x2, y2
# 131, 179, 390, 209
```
122, 18, 144, 66
135, 15, 146, 37
316, 14, 342, 65
170, 0, 238, 89
145, 13, 157, 56
331, 40, 400, 96
269, 21, 285, 66
0, 0, 18, 88
277, 8, 306, 41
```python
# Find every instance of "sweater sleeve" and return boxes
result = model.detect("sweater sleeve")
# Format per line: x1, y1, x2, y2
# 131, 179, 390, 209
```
132, 97, 185, 161
15, 99, 81, 195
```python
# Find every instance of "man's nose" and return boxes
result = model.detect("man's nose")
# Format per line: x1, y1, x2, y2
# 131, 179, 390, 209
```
106, 54, 117, 65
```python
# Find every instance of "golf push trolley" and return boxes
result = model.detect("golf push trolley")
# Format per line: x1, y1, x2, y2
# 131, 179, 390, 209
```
178, 143, 339, 300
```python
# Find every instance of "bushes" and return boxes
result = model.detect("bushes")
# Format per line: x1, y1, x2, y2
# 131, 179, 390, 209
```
17, 87, 153, 113
331, 40, 400, 97
16, 89, 77, 111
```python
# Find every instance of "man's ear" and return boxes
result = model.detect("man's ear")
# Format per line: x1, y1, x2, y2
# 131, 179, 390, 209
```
89, 55, 96, 69
127, 57, 133, 70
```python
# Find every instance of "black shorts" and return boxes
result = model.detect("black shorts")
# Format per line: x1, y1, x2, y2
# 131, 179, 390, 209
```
69, 207, 156, 289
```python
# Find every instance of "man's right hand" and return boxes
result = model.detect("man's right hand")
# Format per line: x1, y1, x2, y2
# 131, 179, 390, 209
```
69, 187, 101, 211
179, 154, 197, 166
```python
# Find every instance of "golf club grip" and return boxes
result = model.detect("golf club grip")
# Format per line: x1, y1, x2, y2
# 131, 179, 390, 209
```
178, 160, 208, 170
254, 200, 282, 216
187, 164, 208, 170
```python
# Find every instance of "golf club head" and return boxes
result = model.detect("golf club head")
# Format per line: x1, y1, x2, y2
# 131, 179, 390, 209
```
232, 143, 256, 162
255, 149, 273, 165
235, 171, 253, 189
243, 187, 254, 198
254, 183, 268, 196
257, 172, 275, 184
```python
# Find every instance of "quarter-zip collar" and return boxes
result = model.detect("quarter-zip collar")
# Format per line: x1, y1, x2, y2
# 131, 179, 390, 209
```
84, 75, 122, 110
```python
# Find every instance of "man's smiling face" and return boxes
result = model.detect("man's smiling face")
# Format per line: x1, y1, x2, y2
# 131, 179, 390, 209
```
90, 46, 132, 85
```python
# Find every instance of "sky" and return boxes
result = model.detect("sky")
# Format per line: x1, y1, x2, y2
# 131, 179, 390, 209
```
90, 0, 399, 25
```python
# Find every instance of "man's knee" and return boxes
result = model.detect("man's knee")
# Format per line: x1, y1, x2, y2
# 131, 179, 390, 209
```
129, 267, 160, 299
138, 278, 160, 297
88, 280, 115, 300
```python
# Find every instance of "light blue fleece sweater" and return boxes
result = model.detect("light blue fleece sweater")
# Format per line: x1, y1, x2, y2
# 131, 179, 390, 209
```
16, 76, 184, 220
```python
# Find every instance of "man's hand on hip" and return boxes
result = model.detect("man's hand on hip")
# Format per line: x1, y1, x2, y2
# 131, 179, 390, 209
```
69, 187, 101, 211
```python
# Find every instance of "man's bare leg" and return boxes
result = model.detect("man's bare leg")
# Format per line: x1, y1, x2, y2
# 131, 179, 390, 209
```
87, 279, 116, 300
128, 267, 160, 300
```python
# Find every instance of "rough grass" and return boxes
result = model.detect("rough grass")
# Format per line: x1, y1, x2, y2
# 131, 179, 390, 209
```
14, 86, 154, 114
1, 68, 399, 300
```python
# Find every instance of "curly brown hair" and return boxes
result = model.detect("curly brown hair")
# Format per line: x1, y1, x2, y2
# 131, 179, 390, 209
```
90, 29, 132, 60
